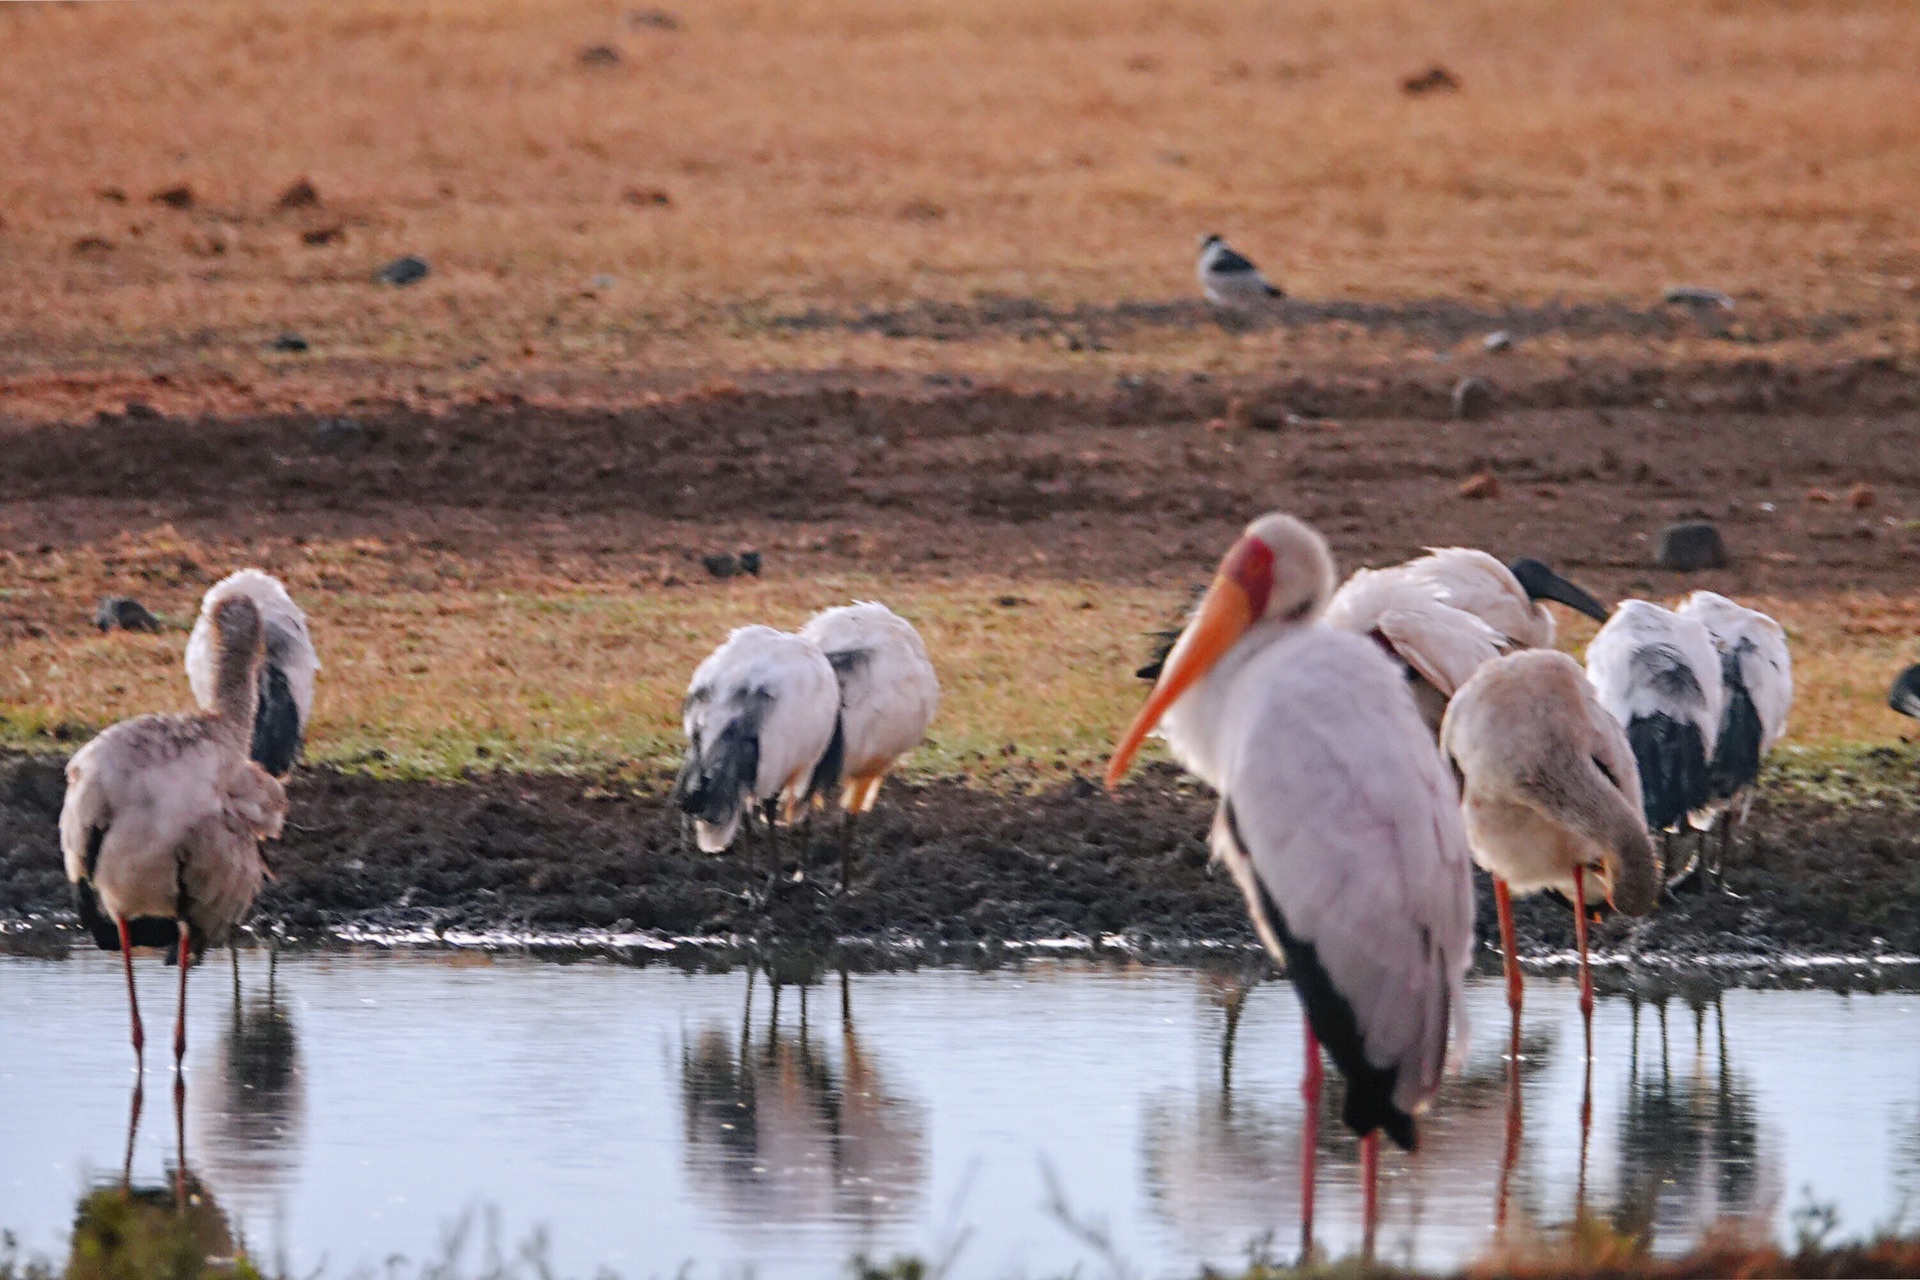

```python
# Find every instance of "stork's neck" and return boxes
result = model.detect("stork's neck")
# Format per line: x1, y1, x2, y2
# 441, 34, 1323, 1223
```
1157, 618, 1295, 792
211, 629, 262, 749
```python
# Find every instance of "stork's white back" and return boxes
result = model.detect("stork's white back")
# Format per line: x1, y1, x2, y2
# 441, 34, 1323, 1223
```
1678, 591, 1793, 751
187, 569, 319, 722
1583, 600, 1725, 746
800, 602, 939, 777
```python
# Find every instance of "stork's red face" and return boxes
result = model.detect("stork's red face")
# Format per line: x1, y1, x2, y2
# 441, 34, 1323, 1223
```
1105, 530, 1278, 790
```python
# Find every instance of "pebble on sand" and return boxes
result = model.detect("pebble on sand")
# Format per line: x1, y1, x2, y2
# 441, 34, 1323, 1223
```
1458, 471, 1501, 500
1655, 521, 1729, 571
1452, 377, 1494, 421
376, 255, 430, 286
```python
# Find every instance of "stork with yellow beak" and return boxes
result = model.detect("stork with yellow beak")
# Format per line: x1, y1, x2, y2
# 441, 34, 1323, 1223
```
1107, 513, 1474, 1258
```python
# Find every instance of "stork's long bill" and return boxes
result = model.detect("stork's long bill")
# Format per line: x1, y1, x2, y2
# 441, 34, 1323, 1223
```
1106, 532, 1274, 789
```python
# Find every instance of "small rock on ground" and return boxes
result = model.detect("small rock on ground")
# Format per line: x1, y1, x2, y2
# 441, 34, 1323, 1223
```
375, 255, 430, 286
270, 333, 310, 353
1655, 521, 1729, 571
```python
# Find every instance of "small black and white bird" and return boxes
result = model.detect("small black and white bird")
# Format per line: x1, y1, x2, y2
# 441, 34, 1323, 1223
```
1585, 600, 1724, 861
1675, 591, 1792, 889
1196, 234, 1283, 308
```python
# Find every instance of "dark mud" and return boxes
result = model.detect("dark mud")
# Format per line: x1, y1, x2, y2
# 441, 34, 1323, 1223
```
4, 750, 1916, 970
5, 363, 1920, 599
767, 292, 1865, 347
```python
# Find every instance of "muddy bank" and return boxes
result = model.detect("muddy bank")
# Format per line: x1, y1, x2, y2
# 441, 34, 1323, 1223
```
3, 750, 1916, 967
6, 367, 1920, 600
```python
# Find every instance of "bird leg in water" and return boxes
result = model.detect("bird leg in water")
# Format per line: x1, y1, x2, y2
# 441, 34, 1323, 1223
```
1494, 878, 1522, 1023
1299, 1020, 1322, 1262
1497, 1019, 1523, 1230
121, 1078, 144, 1189
174, 921, 191, 1069
117, 916, 145, 1067
172, 1074, 187, 1206
1572, 864, 1593, 1057
1360, 1129, 1380, 1261
230, 943, 240, 1001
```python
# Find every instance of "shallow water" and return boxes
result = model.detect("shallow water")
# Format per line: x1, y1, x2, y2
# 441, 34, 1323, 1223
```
3, 951, 1917, 1278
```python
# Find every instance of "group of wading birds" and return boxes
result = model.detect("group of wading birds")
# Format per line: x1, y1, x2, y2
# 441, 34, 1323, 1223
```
61, 515, 1920, 1251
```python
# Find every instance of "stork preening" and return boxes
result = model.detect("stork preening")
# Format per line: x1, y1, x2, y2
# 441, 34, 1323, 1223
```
1323, 549, 1611, 734
672, 625, 843, 889
1196, 234, 1283, 308
186, 570, 318, 778
1585, 601, 1724, 871
60, 596, 288, 1072
1107, 513, 1474, 1257
1441, 650, 1658, 1054
799, 602, 939, 890
1674, 592, 1792, 891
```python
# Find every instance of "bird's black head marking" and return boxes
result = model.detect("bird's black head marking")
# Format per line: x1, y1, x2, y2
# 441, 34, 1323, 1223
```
1507, 558, 1610, 623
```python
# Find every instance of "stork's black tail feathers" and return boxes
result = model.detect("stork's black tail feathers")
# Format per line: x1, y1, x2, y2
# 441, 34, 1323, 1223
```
1706, 655, 1763, 802
73, 826, 193, 957
1627, 713, 1712, 830
806, 714, 846, 805
251, 662, 304, 777
672, 715, 762, 828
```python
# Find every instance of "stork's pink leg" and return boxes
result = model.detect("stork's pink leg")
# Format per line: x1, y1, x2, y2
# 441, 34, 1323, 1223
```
1360, 1129, 1380, 1261
1497, 1027, 1523, 1229
1299, 1020, 1322, 1259
117, 917, 144, 1068
173, 922, 190, 1070
1572, 865, 1594, 1057
1495, 878, 1523, 1022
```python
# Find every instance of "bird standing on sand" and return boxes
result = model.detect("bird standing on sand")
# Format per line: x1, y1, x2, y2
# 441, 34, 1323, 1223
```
798, 602, 939, 890
1585, 600, 1724, 867
60, 596, 288, 1071
1673, 591, 1791, 890
1196, 234, 1283, 308
1107, 512, 1473, 1258
1441, 650, 1658, 1052
186, 570, 319, 778
672, 626, 843, 888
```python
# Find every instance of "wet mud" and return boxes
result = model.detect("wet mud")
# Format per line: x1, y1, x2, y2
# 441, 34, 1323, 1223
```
4, 363, 1920, 600
4, 751, 1916, 969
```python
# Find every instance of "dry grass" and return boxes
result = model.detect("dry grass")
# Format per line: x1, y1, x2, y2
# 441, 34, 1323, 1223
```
2, 529, 1918, 782
3, 0, 1920, 399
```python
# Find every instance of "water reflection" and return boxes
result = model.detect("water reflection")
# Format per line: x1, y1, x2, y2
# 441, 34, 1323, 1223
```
188, 951, 305, 1237
1609, 992, 1778, 1243
79, 1081, 238, 1277
680, 966, 928, 1237
1142, 973, 1564, 1259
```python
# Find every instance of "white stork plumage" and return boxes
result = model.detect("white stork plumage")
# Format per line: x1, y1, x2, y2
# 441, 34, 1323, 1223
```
1441, 650, 1658, 1052
1674, 591, 1792, 890
186, 570, 318, 778
799, 602, 939, 889
1584, 600, 1725, 862
1196, 234, 1283, 308
1322, 549, 1611, 734
60, 595, 288, 1071
671, 625, 843, 886
1107, 512, 1474, 1256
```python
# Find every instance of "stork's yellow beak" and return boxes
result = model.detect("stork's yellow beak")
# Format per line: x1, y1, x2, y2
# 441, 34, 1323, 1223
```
1106, 535, 1272, 790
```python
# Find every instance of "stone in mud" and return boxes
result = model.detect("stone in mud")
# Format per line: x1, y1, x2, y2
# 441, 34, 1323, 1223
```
1655, 521, 1728, 571
1452, 377, 1494, 421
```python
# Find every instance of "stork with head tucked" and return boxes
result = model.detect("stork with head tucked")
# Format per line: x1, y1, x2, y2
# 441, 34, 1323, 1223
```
1673, 591, 1792, 891
1442, 650, 1658, 1054
1322, 548, 1611, 735
672, 625, 843, 890
1107, 513, 1474, 1258
799, 602, 939, 890
1584, 600, 1724, 871
61, 596, 288, 1073
185, 570, 318, 778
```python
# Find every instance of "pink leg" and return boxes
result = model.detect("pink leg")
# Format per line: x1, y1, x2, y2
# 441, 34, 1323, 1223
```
1495, 878, 1523, 1021
1497, 1023, 1523, 1229
117, 917, 145, 1069
173, 922, 190, 1070
1360, 1130, 1380, 1261
1572, 865, 1594, 1058
1299, 1020, 1322, 1260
